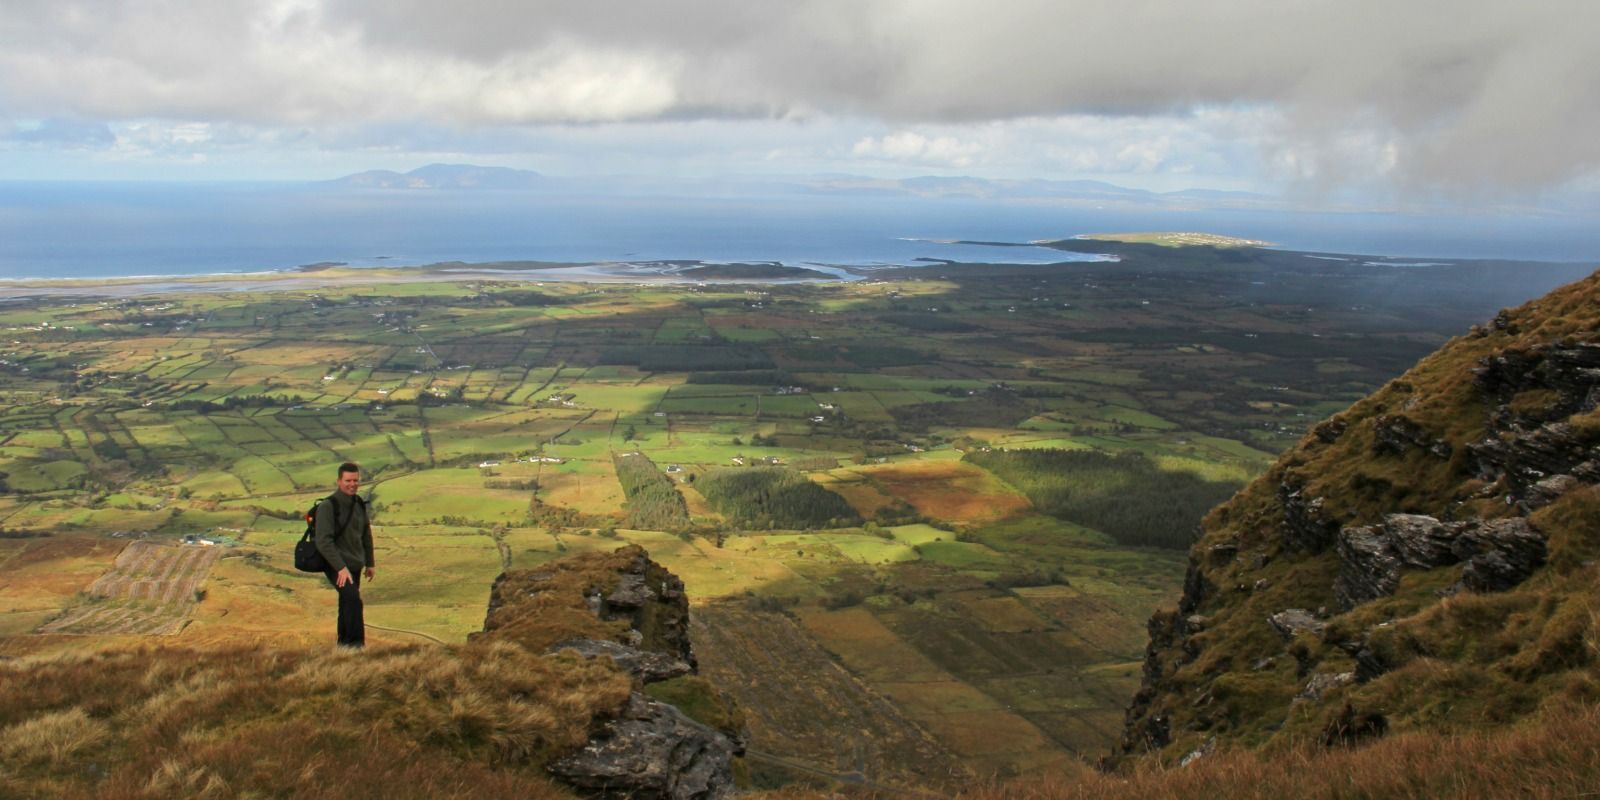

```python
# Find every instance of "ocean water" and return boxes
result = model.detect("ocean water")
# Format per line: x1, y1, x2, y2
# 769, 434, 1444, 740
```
1, 182, 1596, 281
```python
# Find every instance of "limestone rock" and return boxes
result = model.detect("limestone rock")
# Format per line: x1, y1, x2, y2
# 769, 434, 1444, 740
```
1386, 513, 1457, 566
1279, 478, 1339, 553
1475, 342, 1600, 427
546, 639, 693, 684
1371, 415, 1452, 459
476, 548, 726, 799
596, 549, 696, 669
1298, 672, 1355, 702
607, 572, 656, 609
1333, 524, 1401, 609
1268, 608, 1326, 641
1523, 474, 1581, 510
549, 693, 738, 800
1471, 422, 1596, 501
1334, 514, 1547, 610
1456, 519, 1548, 592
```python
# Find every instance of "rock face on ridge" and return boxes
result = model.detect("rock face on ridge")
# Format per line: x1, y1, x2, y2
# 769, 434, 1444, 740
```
1114, 270, 1600, 766
476, 545, 739, 799
1333, 514, 1546, 609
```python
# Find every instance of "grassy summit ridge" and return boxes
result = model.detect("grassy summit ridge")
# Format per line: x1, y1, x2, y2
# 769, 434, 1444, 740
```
0, 546, 703, 799
1114, 269, 1600, 766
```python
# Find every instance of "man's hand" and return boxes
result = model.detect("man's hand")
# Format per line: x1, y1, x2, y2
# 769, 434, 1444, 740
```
336, 567, 353, 587
363, 566, 375, 581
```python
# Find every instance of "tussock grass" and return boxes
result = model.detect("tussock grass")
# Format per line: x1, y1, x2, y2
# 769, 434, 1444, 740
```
0, 707, 108, 767
0, 641, 625, 798
949, 702, 1600, 799
0, 545, 666, 798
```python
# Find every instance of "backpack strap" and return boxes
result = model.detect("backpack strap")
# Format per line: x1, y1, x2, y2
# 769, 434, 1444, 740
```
327, 493, 350, 538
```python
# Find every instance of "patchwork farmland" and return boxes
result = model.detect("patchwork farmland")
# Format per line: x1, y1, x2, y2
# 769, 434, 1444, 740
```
4, 247, 1580, 780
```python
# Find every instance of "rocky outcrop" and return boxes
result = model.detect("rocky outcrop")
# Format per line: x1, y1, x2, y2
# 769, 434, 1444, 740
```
1178, 556, 1212, 614
1470, 422, 1599, 505
1279, 476, 1339, 553
1474, 342, 1600, 428
1371, 414, 1453, 459
1334, 514, 1546, 610
546, 639, 694, 684
1457, 520, 1549, 592
1268, 608, 1326, 641
1468, 338, 1600, 507
477, 546, 738, 800
549, 693, 738, 800
479, 545, 697, 671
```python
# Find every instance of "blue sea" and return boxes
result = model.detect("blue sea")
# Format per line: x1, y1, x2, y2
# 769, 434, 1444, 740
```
1, 182, 1597, 281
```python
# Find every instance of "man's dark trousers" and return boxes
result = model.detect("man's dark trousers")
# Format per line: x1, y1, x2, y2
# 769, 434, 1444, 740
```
324, 570, 365, 647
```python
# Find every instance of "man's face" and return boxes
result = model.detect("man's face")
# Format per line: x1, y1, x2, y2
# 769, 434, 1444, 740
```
337, 470, 360, 496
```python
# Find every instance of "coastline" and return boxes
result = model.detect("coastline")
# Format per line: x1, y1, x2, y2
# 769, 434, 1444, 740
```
0, 257, 877, 298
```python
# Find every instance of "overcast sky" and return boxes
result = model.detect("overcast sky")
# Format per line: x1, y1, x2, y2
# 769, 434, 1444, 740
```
2, 0, 1597, 207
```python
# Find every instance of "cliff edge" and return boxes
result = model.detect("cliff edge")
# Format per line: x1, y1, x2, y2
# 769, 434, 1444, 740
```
1115, 269, 1600, 765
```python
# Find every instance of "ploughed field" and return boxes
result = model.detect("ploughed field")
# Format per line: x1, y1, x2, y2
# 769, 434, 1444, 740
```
0, 243, 1587, 783
36, 540, 221, 635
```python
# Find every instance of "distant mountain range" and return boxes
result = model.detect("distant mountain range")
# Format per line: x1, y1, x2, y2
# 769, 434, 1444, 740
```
322, 163, 1286, 211
327, 164, 1600, 218
328, 163, 546, 190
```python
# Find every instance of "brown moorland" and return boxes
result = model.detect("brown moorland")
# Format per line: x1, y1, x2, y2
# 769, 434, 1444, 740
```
0, 546, 703, 799
850, 460, 1032, 525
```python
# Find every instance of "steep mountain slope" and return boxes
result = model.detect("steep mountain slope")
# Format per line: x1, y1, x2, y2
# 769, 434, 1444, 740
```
1114, 269, 1600, 764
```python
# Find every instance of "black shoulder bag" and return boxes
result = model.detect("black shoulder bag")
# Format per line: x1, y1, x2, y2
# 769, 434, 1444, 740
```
293, 495, 347, 573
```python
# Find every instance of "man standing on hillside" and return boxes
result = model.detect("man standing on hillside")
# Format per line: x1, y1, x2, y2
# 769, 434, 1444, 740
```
314, 461, 376, 648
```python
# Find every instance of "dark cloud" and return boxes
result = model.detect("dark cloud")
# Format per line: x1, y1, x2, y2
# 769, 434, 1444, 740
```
0, 0, 1595, 192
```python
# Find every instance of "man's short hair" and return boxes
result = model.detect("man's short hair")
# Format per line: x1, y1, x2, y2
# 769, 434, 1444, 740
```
337, 461, 360, 478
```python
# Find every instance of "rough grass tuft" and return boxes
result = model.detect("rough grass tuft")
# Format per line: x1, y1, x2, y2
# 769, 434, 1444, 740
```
0, 547, 666, 798
930, 701, 1600, 800
0, 707, 108, 767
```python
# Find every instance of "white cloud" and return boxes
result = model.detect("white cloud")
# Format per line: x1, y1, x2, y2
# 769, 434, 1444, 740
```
0, 0, 1597, 196
852, 131, 984, 168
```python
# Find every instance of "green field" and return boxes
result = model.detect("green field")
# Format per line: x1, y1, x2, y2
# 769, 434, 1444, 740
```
1, 250, 1552, 779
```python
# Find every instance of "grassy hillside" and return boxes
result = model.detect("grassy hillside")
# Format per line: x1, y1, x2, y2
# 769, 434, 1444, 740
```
952, 702, 1600, 799
0, 546, 677, 799
1114, 269, 1600, 767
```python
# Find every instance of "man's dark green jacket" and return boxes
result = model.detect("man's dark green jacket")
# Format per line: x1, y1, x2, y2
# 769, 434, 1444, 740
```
313, 491, 375, 573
